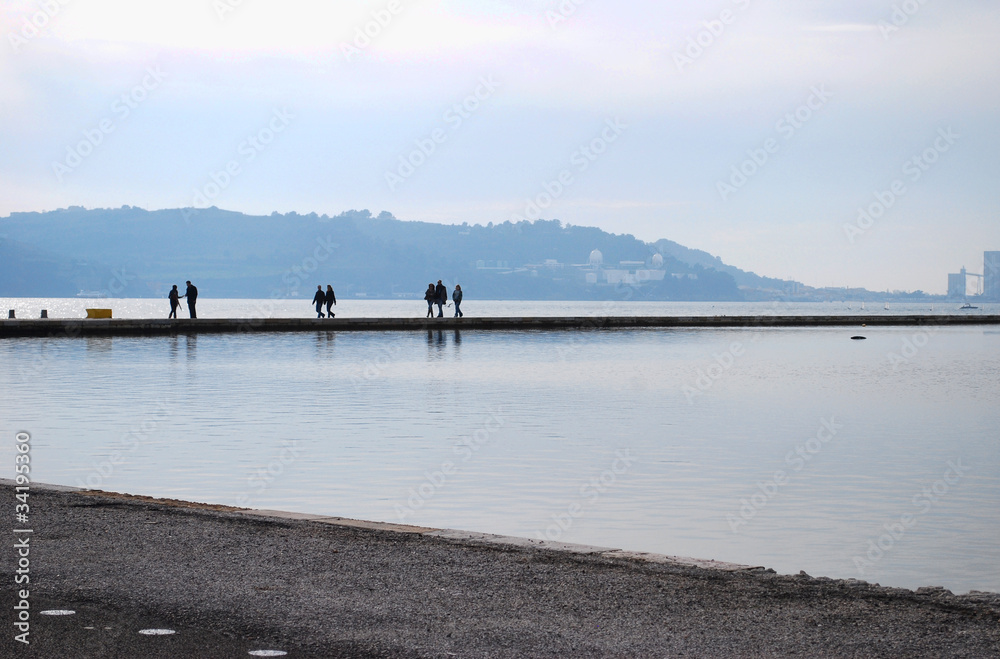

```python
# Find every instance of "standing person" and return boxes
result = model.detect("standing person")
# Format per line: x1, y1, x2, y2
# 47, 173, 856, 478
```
424, 283, 436, 318
325, 285, 336, 318
452, 284, 463, 318
312, 285, 326, 318
182, 280, 198, 318
435, 280, 447, 318
168, 285, 181, 319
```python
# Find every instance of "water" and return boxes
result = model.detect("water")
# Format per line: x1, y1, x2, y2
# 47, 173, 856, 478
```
2, 300, 998, 594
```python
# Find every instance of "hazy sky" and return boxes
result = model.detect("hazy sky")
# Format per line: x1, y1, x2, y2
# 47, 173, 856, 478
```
2, 0, 998, 293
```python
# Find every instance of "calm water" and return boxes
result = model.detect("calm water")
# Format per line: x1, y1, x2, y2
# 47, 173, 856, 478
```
2, 300, 998, 594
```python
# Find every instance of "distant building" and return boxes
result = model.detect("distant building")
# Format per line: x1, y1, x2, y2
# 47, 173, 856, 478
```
947, 269, 967, 299
581, 249, 666, 286
985, 251, 1000, 300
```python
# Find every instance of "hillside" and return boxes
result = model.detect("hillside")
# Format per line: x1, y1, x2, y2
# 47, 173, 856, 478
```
0, 206, 787, 300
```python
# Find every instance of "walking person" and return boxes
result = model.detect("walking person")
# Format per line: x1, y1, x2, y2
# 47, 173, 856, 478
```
452, 284, 463, 318
435, 280, 447, 318
424, 283, 436, 318
168, 285, 181, 319
325, 285, 336, 318
312, 285, 326, 318
182, 280, 198, 318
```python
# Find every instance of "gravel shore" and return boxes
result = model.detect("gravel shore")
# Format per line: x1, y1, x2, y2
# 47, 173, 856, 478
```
2, 483, 998, 658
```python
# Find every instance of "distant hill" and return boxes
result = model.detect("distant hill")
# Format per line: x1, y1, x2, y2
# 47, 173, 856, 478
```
0, 206, 801, 300
653, 239, 790, 291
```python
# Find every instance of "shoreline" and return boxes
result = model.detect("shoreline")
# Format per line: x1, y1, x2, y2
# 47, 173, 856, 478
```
2, 313, 999, 337
3, 481, 999, 657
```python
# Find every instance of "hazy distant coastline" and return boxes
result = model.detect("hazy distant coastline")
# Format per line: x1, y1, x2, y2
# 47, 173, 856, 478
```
1, 206, 945, 302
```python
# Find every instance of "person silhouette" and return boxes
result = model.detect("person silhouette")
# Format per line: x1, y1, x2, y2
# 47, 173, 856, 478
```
182, 281, 198, 318
168, 285, 181, 319
435, 280, 447, 318
312, 285, 326, 318
452, 284, 463, 318
424, 283, 436, 318
325, 285, 336, 318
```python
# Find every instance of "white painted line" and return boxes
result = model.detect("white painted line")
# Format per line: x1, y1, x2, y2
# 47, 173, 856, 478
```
138, 628, 176, 635
40, 609, 75, 615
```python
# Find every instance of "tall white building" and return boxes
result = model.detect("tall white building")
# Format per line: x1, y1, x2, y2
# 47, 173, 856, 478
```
985, 251, 1000, 300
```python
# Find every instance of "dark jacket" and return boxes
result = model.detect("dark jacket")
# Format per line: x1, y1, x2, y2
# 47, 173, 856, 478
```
435, 283, 447, 303
452, 288, 463, 304
424, 287, 436, 301
184, 284, 198, 301
312, 290, 325, 306
325, 287, 336, 305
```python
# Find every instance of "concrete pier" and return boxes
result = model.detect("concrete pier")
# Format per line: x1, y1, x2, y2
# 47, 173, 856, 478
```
1, 314, 998, 337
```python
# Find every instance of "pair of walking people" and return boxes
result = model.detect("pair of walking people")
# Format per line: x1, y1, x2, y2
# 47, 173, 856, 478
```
312, 285, 337, 318
424, 280, 463, 318
168, 281, 198, 318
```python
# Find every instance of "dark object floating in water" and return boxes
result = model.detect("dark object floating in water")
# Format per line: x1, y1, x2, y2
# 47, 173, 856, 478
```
851, 336, 866, 340
960, 303, 978, 309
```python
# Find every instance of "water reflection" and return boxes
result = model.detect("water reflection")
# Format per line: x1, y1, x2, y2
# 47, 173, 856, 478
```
85, 336, 113, 355
315, 331, 335, 357
427, 329, 447, 360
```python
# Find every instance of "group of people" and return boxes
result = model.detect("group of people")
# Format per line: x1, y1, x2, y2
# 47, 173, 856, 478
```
424, 280, 463, 318
167, 280, 468, 320
168, 281, 198, 318
312, 285, 337, 318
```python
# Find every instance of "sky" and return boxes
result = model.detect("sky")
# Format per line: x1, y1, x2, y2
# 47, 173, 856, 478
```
2, 0, 998, 294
